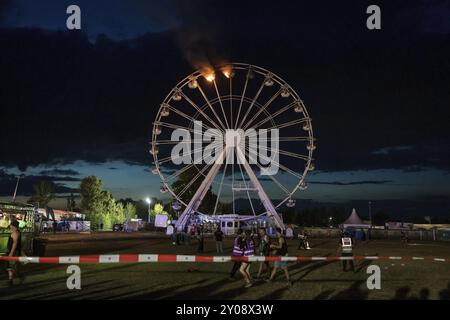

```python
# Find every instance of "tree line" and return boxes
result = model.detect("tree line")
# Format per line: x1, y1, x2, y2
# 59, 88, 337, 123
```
27, 178, 449, 229
28, 177, 137, 230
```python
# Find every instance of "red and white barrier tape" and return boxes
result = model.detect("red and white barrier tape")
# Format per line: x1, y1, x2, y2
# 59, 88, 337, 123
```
0, 255, 448, 264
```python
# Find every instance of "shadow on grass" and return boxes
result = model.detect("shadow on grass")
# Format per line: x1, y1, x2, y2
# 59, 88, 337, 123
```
0, 263, 138, 299
392, 287, 434, 300
313, 289, 335, 300
331, 280, 368, 300
115, 278, 226, 300
439, 281, 450, 300
21, 280, 123, 300
258, 285, 291, 300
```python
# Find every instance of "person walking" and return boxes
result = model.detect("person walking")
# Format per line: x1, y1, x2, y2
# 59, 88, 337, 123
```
400, 230, 409, 243
297, 230, 311, 250
6, 220, 25, 287
229, 229, 245, 279
256, 228, 271, 279
197, 225, 204, 253
52, 219, 58, 234
240, 230, 255, 288
267, 228, 292, 286
184, 225, 191, 245
214, 226, 224, 253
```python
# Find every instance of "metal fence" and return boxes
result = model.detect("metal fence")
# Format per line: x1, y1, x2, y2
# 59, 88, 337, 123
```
300, 227, 450, 241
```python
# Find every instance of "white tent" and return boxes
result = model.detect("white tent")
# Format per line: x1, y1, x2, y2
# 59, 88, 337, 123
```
340, 208, 371, 229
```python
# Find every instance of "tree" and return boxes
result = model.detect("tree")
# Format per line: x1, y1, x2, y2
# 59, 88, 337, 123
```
171, 166, 222, 214
80, 176, 104, 227
80, 176, 103, 212
124, 202, 137, 221
79, 176, 126, 230
151, 203, 167, 217
28, 181, 56, 207
67, 193, 76, 211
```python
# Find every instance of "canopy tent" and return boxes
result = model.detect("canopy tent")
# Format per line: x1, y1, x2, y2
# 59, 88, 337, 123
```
340, 208, 371, 229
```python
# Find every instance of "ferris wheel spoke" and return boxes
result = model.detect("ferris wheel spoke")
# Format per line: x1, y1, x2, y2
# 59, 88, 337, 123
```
181, 92, 224, 133
245, 146, 291, 195
257, 144, 310, 161
230, 77, 233, 129
231, 154, 235, 215
251, 130, 312, 142
213, 80, 231, 129
275, 197, 291, 209
244, 145, 304, 180
278, 136, 314, 142
197, 84, 227, 130
236, 160, 256, 216
166, 105, 219, 133
156, 141, 223, 165
177, 170, 203, 198
249, 151, 291, 196
155, 121, 218, 138
177, 162, 214, 198
271, 160, 303, 180
234, 69, 250, 129
265, 118, 310, 130
213, 161, 228, 216
242, 89, 281, 131
236, 80, 265, 129
154, 140, 182, 145
251, 102, 296, 129
164, 163, 196, 182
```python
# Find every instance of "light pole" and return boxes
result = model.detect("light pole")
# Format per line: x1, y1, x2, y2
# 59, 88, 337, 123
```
146, 198, 152, 223
12, 175, 23, 202
368, 201, 373, 227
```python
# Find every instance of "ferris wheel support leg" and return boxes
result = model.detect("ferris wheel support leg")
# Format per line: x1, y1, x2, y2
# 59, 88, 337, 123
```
175, 150, 226, 230
235, 147, 285, 230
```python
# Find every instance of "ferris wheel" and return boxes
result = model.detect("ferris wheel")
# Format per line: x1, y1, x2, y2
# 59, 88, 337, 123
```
150, 63, 315, 229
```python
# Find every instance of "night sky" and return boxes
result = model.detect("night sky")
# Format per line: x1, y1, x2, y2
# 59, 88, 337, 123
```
0, 0, 449, 218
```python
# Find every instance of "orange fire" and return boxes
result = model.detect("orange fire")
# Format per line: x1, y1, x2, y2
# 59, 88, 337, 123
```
201, 66, 215, 82
205, 73, 215, 82
222, 65, 232, 78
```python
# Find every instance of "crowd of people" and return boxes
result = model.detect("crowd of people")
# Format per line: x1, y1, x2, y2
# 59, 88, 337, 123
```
168, 223, 363, 288
229, 227, 292, 288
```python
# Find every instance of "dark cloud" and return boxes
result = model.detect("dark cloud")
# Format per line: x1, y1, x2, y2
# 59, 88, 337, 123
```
0, 0, 448, 177
0, 170, 79, 196
39, 169, 80, 176
0, 0, 12, 23
402, 165, 425, 173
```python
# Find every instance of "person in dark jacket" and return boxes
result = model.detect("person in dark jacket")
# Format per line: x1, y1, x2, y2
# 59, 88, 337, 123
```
240, 230, 255, 288
214, 226, 224, 253
197, 225, 204, 252
256, 228, 271, 279
229, 229, 245, 279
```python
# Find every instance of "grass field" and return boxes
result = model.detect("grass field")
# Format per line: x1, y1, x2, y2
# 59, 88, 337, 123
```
1, 235, 449, 300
